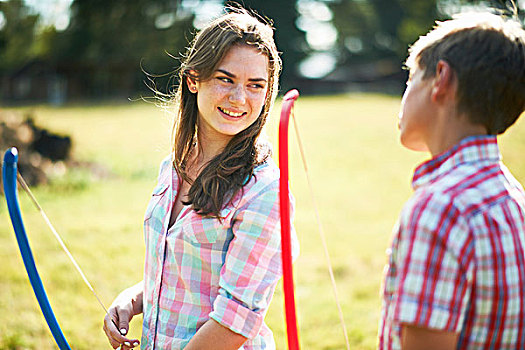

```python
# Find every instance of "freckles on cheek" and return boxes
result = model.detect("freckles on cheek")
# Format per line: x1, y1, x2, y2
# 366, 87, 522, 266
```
212, 85, 229, 96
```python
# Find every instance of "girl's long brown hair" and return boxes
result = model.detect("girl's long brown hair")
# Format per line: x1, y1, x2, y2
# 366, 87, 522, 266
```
172, 9, 281, 218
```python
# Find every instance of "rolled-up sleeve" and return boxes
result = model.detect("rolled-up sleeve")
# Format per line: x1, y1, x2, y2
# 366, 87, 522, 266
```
210, 181, 292, 339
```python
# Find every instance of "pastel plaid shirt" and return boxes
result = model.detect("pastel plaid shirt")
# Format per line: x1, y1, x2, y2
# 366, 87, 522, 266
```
141, 156, 298, 349
379, 136, 525, 349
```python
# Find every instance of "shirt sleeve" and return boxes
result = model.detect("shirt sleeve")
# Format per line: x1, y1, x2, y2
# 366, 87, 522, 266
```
209, 179, 296, 339
393, 192, 474, 332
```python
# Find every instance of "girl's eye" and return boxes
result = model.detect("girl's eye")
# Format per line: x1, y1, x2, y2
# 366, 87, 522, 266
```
217, 77, 233, 83
249, 83, 265, 89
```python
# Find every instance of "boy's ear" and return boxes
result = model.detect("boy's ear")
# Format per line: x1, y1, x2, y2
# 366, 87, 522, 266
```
431, 60, 456, 103
186, 70, 198, 94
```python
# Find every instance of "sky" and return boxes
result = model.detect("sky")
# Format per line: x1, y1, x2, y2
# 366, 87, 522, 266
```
24, 0, 73, 30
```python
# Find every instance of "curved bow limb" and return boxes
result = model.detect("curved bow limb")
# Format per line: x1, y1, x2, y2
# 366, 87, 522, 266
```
2, 147, 72, 350
279, 89, 300, 350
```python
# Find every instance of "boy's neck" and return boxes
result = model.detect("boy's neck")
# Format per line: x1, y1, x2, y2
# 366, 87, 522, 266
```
426, 109, 488, 157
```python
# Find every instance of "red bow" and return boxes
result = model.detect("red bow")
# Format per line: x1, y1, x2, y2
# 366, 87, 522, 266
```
278, 89, 300, 350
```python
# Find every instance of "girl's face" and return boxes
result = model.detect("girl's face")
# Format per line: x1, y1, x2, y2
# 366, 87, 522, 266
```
187, 45, 269, 145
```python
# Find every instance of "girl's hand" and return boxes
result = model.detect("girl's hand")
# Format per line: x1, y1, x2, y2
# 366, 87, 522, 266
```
103, 281, 144, 349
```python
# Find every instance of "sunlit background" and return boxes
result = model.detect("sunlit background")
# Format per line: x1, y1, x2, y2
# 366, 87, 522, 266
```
1, 0, 523, 104
1, 1, 525, 349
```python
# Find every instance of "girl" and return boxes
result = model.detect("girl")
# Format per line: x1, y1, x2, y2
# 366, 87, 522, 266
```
103, 8, 297, 350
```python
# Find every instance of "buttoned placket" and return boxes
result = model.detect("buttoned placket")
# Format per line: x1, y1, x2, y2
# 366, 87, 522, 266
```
149, 166, 178, 349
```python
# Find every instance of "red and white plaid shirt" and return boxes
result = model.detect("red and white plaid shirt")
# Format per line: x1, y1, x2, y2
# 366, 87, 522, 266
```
379, 135, 525, 349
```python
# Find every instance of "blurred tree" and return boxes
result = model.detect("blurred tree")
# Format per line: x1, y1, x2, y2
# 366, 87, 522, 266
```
3, 0, 522, 100
448, 0, 524, 20
228, 0, 307, 90
331, 0, 523, 64
0, 0, 40, 73
327, 0, 522, 93
54, 0, 194, 98
330, 0, 441, 66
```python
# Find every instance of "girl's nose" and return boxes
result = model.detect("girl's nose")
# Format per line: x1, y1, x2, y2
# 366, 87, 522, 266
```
229, 84, 246, 105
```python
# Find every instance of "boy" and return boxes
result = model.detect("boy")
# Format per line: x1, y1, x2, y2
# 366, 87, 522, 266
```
379, 12, 525, 350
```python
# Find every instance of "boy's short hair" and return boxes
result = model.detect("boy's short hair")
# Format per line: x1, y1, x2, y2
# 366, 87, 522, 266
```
406, 13, 525, 135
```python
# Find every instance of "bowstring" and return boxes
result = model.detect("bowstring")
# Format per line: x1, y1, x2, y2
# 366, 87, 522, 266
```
16, 173, 121, 332
290, 105, 351, 350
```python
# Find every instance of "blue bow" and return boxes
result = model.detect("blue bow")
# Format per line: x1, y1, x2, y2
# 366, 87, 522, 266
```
2, 147, 71, 349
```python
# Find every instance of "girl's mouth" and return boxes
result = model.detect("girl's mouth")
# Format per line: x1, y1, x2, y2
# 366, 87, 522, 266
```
218, 107, 246, 118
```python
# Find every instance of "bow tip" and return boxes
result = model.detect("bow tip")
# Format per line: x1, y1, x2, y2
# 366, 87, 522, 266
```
283, 89, 299, 102
3, 147, 19, 164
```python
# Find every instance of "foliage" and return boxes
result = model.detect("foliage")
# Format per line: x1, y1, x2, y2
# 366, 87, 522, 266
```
328, 0, 523, 75
329, 0, 441, 66
54, 0, 195, 98
0, 0, 523, 99
0, 0, 40, 73
452, 0, 524, 20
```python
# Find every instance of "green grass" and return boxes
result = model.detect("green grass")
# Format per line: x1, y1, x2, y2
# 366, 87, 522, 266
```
1, 95, 524, 349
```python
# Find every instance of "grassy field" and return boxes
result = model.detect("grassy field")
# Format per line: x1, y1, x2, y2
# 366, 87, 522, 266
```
1, 95, 524, 350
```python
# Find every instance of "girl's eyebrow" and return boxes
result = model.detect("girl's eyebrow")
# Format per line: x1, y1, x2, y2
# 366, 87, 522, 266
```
216, 69, 268, 82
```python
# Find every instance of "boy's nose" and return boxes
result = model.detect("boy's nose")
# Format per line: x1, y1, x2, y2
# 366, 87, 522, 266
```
229, 85, 246, 105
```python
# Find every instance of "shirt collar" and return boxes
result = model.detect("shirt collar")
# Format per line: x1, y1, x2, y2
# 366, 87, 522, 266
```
412, 135, 501, 190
